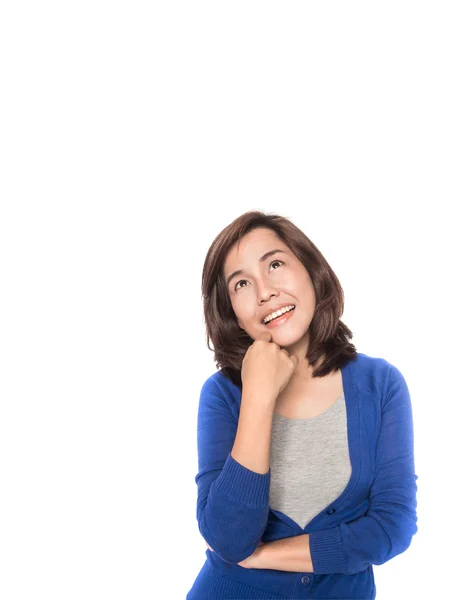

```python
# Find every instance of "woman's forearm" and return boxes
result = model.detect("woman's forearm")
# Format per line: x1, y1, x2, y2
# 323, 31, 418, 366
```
256, 534, 314, 573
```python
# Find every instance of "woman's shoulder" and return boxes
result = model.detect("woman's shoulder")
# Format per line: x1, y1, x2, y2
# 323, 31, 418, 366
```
198, 368, 242, 412
351, 351, 407, 390
201, 368, 239, 392
354, 351, 403, 370
201, 353, 407, 401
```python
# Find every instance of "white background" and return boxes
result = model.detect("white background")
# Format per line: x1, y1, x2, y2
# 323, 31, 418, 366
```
1, 2, 466, 599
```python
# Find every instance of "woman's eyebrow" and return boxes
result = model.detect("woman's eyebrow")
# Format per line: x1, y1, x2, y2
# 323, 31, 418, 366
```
226, 249, 287, 287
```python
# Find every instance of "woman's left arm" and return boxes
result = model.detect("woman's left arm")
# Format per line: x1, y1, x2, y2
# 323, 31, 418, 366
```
245, 534, 313, 572
305, 364, 419, 575
231, 364, 418, 575
207, 536, 312, 572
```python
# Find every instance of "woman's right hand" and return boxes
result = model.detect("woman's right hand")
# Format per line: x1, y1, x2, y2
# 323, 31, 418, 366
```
241, 330, 299, 401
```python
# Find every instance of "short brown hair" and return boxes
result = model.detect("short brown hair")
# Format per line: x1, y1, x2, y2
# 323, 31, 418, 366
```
201, 210, 357, 387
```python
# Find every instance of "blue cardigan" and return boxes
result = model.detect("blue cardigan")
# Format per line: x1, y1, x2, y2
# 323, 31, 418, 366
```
187, 352, 418, 599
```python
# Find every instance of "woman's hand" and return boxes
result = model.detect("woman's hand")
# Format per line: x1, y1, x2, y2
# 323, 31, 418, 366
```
241, 330, 299, 400
205, 540, 266, 569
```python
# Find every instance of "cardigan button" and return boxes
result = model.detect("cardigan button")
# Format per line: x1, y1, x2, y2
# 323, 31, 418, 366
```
326, 507, 336, 514
301, 576, 310, 585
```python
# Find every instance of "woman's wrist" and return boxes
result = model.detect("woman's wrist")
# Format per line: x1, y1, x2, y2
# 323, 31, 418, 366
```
250, 541, 271, 569
250, 535, 313, 572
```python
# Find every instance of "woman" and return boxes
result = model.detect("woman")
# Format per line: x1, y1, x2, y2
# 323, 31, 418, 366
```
186, 210, 418, 599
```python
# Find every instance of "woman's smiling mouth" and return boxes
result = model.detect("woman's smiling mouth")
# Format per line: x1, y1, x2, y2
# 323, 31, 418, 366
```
263, 305, 296, 327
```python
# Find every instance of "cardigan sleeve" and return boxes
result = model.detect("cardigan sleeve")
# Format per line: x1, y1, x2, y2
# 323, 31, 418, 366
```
194, 376, 271, 564
308, 363, 419, 574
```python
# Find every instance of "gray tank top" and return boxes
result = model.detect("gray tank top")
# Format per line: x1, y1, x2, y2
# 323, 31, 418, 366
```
269, 391, 352, 529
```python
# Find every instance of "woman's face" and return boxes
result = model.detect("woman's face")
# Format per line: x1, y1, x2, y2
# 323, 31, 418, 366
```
223, 227, 316, 359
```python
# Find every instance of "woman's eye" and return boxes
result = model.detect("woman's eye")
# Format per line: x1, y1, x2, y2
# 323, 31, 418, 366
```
271, 260, 283, 269
234, 260, 284, 291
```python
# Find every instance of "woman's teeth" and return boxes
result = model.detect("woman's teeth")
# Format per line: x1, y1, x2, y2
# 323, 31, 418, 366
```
263, 305, 295, 324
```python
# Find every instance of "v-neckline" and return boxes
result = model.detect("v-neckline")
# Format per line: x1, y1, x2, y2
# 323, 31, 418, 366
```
269, 355, 361, 533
